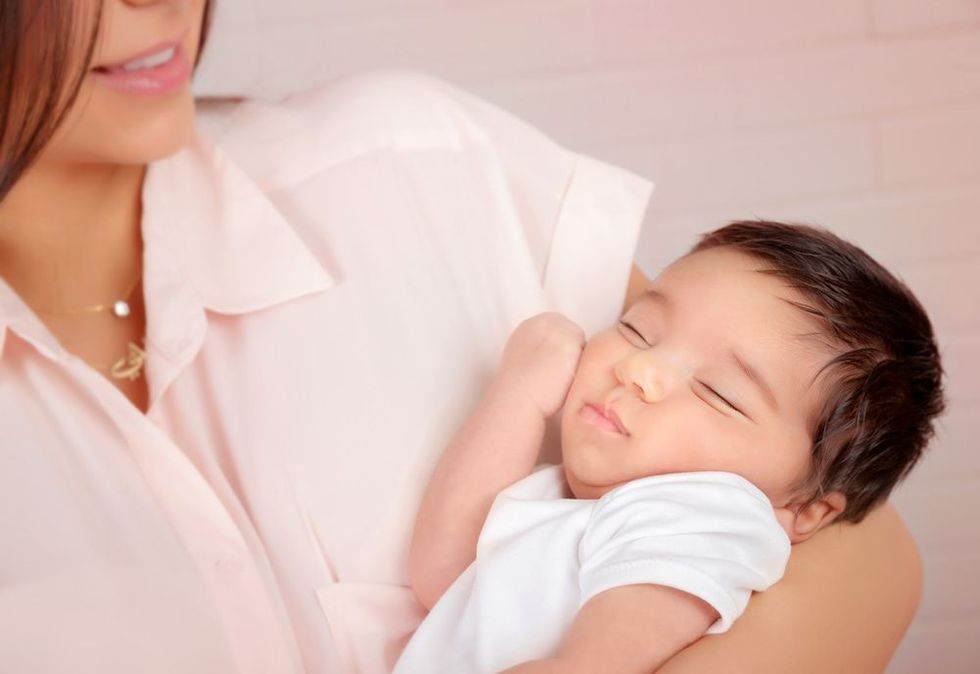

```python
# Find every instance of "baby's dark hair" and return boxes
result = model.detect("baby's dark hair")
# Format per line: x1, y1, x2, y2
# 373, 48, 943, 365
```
689, 220, 945, 523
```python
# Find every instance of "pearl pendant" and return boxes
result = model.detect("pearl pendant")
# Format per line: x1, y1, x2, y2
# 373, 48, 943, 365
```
113, 300, 131, 318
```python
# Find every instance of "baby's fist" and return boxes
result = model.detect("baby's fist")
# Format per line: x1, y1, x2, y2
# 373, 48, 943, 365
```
498, 312, 586, 418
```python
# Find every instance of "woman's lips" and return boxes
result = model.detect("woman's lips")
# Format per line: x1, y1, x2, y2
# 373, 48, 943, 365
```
90, 43, 191, 96
580, 403, 630, 436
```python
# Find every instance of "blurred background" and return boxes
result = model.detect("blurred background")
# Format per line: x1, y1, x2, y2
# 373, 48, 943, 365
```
191, 2, 980, 671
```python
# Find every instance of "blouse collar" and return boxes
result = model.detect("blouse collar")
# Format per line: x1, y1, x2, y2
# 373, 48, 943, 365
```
0, 127, 335, 360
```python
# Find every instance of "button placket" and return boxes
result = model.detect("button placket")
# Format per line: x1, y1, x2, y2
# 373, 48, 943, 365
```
69, 361, 301, 674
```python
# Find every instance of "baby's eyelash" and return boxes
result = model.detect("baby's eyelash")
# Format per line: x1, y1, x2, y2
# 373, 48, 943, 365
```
700, 382, 742, 414
619, 320, 647, 343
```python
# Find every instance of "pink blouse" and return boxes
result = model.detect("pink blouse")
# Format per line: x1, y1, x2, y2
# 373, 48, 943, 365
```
0, 70, 653, 673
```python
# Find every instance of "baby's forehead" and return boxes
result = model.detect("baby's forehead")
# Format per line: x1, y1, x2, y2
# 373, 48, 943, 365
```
626, 280, 835, 396
640, 261, 825, 325
626, 278, 806, 325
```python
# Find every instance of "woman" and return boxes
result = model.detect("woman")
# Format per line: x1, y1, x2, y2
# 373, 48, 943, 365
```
0, 1, 922, 672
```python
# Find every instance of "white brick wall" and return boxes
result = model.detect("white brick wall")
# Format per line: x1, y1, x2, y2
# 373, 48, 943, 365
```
194, 2, 980, 671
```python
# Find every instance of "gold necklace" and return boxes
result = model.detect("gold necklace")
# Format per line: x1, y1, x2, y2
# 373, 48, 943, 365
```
36, 268, 147, 381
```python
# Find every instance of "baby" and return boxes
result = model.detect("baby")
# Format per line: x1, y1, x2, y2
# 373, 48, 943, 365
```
395, 220, 945, 674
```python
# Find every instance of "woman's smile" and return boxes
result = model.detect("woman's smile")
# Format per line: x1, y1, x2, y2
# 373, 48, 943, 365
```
90, 29, 192, 96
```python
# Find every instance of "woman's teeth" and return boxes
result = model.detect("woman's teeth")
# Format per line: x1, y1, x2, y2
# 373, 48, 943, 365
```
116, 46, 177, 72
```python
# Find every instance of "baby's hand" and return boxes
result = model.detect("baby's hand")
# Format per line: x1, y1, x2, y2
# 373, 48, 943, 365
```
498, 312, 586, 418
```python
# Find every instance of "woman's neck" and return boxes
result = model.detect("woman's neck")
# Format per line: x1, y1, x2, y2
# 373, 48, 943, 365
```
0, 159, 146, 313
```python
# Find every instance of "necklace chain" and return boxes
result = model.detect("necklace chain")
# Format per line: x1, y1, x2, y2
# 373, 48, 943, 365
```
33, 266, 147, 381
35, 266, 143, 317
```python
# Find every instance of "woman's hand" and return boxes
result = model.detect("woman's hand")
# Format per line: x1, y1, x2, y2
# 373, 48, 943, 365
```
497, 312, 585, 418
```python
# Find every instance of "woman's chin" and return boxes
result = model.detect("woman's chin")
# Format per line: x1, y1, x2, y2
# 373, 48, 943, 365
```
50, 89, 198, 166
121, 98, 198, 162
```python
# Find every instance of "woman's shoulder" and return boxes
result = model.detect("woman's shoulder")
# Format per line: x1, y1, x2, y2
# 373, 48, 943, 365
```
199, 69, 457, 136
193, 68, 564, 189
189, 70, 653, 336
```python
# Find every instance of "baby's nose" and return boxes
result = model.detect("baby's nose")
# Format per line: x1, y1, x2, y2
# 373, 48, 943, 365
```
614, 351, 675, 403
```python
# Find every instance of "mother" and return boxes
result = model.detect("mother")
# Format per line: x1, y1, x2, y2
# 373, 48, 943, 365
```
0, 1, 922, 672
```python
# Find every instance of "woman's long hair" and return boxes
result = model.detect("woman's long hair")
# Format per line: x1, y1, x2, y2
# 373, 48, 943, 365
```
0, 0, 215, 202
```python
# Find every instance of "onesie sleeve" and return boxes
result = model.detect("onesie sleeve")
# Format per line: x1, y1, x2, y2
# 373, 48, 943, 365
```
578, 472, 791, 634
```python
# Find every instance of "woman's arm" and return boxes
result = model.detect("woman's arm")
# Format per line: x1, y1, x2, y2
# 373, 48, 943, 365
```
656, 503, 921, 673
623, 264, 923, 673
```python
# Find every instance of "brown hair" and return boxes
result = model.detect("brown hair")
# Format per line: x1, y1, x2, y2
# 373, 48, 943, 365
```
0, 0, 215, 201
690, 219, 945, 523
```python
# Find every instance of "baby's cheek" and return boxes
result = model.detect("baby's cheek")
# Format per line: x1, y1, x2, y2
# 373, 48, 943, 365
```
631, 413, 691, 459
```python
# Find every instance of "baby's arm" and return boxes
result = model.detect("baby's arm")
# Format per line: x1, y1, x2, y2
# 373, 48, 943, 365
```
503, 472, 789, 674
500, 584, 719, 674
408, 312, 585, 610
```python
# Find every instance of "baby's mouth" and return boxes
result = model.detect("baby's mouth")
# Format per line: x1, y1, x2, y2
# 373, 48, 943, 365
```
581, 402, 630, 436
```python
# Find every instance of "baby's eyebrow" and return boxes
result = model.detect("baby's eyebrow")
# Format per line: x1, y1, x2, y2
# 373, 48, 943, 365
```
639, 288, 674, 318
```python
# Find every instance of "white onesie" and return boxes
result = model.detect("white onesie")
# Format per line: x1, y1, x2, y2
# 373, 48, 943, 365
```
394, 465, 791, 674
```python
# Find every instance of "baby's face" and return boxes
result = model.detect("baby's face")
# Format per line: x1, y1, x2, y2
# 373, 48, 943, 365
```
560, 247, 833, 509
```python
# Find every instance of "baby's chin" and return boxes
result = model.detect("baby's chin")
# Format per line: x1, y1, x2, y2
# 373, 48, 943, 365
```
560, 463, 623, 500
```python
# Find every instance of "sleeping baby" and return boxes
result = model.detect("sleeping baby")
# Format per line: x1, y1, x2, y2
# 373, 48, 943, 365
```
395, 220, 945, 674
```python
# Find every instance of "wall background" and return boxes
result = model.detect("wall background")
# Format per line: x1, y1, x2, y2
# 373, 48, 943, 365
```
192, 2, 980, 672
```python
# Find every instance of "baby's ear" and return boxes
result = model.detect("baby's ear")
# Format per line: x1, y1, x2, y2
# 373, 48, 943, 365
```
774, 491, 847, 544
